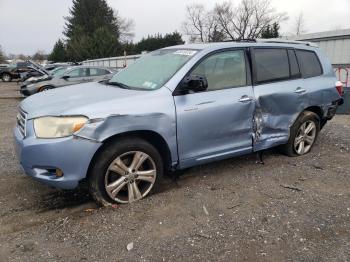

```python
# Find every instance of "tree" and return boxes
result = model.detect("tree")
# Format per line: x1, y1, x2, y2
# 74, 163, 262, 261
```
134, 32, 185, 53
261, 22, 280, 38
182, 4, 224, 43
183, 0, 287, 42
32, 50, 48, 62
214, 0, 287, 40
63, 0, 133, 61
294, 12, 306, 36
48, 39, 67, 62
0, 45, 6, 63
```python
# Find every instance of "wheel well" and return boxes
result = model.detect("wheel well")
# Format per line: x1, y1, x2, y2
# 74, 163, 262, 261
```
87, 130, 173, 177
304, 106, 323, 120
39, 85, 54, 92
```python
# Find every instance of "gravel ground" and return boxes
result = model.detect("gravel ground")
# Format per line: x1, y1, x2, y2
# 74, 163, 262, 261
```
0, 82, 349, 261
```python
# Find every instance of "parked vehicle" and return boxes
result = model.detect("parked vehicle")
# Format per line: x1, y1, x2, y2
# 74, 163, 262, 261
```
0, 61, 47, 82
21, 66, 71, 88
14, 41, 343, 205
19, 66, 115, 96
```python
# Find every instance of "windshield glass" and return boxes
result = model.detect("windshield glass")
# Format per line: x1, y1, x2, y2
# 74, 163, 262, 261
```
109, 49, 198, 90
51, 67, 68, 77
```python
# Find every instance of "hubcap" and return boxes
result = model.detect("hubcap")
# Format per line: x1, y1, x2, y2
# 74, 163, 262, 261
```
104, 151, 156, 203
294, 120, 316, 155
3, 74, 10, 81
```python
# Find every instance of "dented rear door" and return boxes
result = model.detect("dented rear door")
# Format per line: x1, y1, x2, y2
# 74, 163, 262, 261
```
251, 47, 306, 151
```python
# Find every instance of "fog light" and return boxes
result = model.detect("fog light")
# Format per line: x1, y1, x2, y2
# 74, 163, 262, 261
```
56, 168, 63, 177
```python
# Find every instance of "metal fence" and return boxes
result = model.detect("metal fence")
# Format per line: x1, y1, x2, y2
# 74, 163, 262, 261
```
82, 54, 142, 69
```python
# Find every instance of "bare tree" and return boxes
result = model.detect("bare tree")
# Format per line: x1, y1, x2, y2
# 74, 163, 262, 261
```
182, 4, 224, 43
294, 12, 306, 36
113, 10, 135, 43
214, 0, 288, 40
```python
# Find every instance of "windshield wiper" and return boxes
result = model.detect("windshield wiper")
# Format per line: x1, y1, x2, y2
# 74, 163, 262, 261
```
106, 81, 131, 89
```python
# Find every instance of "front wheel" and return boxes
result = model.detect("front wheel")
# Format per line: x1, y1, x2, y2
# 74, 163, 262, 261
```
2, 73, 12, 82
281, 111, 320, 157
88, 138, 164, 206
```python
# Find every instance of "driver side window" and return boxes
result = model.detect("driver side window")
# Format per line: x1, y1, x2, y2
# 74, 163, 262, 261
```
67, 69, 81, 78
190, 50, 247, 91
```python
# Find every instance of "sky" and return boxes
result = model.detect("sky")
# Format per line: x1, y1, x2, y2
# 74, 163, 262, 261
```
0, 0, 349, 55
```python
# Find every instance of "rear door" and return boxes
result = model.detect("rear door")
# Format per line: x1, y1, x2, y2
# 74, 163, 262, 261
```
88, 68, 112, 82
174, 49, 255, 168
62, 68, 89, 86
251, 47, 306, 151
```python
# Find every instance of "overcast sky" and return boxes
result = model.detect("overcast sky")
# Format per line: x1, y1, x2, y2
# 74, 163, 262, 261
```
0, 0, 349, 55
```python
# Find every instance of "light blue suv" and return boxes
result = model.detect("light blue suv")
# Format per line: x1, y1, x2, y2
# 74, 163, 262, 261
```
14, 41, 343, 205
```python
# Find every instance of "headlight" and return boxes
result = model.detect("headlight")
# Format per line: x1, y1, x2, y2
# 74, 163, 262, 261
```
33, 116, 88, 138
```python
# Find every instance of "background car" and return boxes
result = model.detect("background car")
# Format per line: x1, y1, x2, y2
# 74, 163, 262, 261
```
0, 61, 48, 82
20, 66, 116, 96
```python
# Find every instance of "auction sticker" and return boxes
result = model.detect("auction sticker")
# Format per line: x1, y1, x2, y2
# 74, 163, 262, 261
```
173, 50, 197, 56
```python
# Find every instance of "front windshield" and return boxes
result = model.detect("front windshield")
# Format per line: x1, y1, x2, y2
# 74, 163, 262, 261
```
109, 49, 198, 90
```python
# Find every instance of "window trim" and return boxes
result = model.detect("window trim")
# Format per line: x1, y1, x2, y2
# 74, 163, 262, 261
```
251, 47, 293, 86
287, 48, 302, 80
294, 49, 323, 79
173, 48, 251, 96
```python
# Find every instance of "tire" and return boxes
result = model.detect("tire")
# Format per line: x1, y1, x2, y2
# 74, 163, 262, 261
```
39, 86, 52, 92
88, 137, 164, 206
2, 73, 12, 82
281, 111, 320, 157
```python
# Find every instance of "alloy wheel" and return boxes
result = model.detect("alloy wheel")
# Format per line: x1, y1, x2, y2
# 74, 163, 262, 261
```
2, 74, 10, 82
293, 120, 317, 155
104, 151, 157, 203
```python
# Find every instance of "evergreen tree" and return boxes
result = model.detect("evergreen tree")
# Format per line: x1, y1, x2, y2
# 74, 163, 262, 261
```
64, 0, 120, 61
0, 45, 6, 63
272, 22, 280, 38
134, 32, 184, 53
49, 39, 67, 62
261, 22, 280, 38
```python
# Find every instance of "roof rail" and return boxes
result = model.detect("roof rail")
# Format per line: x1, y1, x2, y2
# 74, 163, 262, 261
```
256, 38, 318, 47
223, 39, 256, 43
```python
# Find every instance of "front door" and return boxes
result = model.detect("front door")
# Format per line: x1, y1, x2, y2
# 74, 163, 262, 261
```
174, 49, 255, 168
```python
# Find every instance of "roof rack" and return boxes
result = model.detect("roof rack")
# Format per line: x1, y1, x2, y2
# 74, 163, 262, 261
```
223, 39, 256, 43
256, 39, 318, 47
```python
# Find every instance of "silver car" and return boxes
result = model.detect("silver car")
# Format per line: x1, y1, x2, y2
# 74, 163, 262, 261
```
20, 66, 115, 96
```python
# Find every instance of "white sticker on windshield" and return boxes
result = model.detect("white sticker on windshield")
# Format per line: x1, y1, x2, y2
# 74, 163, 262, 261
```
142, 81, 157, 89
173, 50, 197, 56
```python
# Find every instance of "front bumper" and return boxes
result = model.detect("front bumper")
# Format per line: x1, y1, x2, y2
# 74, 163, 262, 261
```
13, 121, 102, 189
20, 84, 36, 96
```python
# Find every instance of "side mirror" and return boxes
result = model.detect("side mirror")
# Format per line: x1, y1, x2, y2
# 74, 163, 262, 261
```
62, 75, 70, 80
181, 75, 208, 92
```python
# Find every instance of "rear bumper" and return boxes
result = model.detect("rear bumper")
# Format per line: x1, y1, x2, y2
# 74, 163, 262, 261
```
13, 122, 102, 189
326, 98, 344, 119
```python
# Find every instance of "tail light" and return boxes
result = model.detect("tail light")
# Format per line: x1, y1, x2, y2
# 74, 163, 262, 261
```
335, 81, 343, 96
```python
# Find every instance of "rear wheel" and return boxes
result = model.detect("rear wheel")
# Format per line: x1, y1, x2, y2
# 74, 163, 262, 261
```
88, 138, 164, 206
2, 73, 12, 82
281, 111, 320, 156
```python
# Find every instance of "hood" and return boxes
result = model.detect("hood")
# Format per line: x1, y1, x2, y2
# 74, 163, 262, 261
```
20, 82, 169, 119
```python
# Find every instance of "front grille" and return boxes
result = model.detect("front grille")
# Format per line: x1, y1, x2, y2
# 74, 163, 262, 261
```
17, 108, 27, 137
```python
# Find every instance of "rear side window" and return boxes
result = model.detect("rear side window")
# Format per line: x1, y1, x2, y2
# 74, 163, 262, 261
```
295, 50, 322, 78
254, 48, 289, 83
90, 68, 110, 76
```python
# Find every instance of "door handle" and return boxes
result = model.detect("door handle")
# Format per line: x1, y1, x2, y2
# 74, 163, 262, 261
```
238, 96, 253, 103
294, 87, 307, 94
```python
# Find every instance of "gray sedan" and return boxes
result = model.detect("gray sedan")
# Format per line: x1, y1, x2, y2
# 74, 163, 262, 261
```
20, 66, 116, 96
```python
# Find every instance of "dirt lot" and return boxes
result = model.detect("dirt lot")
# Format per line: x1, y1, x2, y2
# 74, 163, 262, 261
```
0, 82, 349, 261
